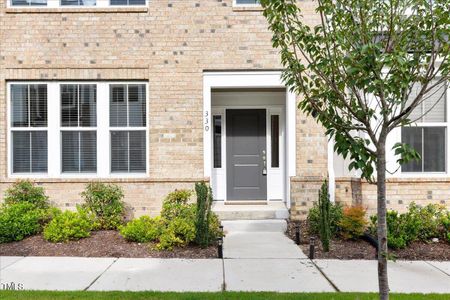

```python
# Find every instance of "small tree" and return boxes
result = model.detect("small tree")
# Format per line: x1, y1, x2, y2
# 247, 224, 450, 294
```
260, 1, 449, 299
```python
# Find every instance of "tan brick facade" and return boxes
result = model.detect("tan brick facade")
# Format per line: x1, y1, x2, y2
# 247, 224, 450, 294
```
0, 1, 447, 219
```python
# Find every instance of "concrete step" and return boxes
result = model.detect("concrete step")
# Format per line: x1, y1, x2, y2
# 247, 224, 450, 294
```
222, 220, 287, 233
212, 201, 289, 221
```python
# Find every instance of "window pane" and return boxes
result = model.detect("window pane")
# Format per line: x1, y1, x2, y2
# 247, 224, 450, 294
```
111, 131, 145, 173
29, 85, 47, 127
110, 85, 127, 127
129, 131, 146, 172
128, 84, 146, 127
110, 0, 127, 5
128, 0, 145, 5
236, 0, 260, 4
79, 85, 97, 127
28, 0, 47, 5
111, 131, 129, 172
12, 131, 31, 173
271, 115, 280, 168
424, 127, 446, 172
61, 0, 96, 5
62, 131, 96, 173
213, 116, 222, 168
401, 127, 422, 172
12, 131, 47, 173
61, 85, 79, 127
11, 85, 29, 127
80, 131, 97, 172
31, 131, 48, 172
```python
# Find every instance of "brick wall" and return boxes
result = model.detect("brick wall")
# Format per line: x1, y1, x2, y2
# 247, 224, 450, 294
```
0, 0, 329, 216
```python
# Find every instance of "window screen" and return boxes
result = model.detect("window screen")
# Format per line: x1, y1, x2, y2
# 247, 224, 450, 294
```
235, 0, 259, 4
110, 0, 145, 5
11, 84, 48, 174
110, 84, 146, 127
111, 131, 146, 173
11, 0, 47, 6
61, 84, 97, 127
61, 0, 96, 5
61, 131, 97, 173
401, 127, 446, 172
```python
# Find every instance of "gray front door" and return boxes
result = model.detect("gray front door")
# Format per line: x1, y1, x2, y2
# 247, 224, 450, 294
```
226, 109, 267, 200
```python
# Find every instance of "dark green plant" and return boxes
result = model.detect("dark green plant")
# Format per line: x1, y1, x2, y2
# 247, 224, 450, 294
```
119, 216, 164, 243
81, 182, 125, 230
317, 180, 331, 252
4, 180, 49, 209
308, 199, 343, 237
0, 202, 47, 243
195, 181, 213, 248
161, 189, 193, 220
43, 208, 93, 243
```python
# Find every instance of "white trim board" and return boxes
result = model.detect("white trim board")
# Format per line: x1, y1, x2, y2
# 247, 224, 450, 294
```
203, 71, 296, 206
7, 81, 149, 179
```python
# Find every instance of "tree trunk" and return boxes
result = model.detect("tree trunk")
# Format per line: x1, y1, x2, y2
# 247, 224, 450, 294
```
377, 138, 389, 300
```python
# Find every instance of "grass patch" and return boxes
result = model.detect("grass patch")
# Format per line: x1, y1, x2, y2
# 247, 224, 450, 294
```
0, 291, 448, 300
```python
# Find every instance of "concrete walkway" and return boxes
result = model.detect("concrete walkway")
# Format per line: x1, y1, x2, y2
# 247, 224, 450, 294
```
1, 256, 449, 293
1, 223, 449, 293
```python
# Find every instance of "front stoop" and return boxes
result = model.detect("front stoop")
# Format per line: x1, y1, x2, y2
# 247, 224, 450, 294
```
212, 201, 289, 221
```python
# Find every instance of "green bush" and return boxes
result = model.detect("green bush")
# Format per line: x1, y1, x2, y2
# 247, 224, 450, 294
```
317, 180, 331, 252
161, 189, 193, 220
442, 213, 450, 243
369, 203, 448, 249
308, 199, 343, 237
81, 182, 126, 230
339, 205, 367, 240
0, 202, 47, 243
157, 214, 197, 250
43, 209, 93, 243
119, 216, 164, 243
4, 180, 49, 209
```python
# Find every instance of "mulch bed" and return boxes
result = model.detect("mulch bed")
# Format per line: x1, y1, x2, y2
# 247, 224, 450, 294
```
0, 230, 218, 259
287, 220, 450, 261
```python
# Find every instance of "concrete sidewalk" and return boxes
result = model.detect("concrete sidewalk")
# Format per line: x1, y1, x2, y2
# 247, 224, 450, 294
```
1, 222, 449, 293
1, 256, 449, 293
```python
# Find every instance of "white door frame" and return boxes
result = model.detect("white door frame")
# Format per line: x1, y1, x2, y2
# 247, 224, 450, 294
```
203, 71, 297, 207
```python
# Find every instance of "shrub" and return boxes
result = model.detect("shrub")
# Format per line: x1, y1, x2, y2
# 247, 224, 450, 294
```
195, 181, 213, 248
119, 216, 164, 243
339, 205, 367, 240
370, 203, 449, 249
43, 209, 93, 243
308, 198, 343, 237
157, 213, 197, 250
81, 182, 126, 230
317, 180, 331, 252
161, 189, 193, 220
0, 202, 47, 243
442, 213, 450, 243
4, 180, 49, 209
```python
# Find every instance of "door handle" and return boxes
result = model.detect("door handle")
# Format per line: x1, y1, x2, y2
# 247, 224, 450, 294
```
262, 150, 267, 175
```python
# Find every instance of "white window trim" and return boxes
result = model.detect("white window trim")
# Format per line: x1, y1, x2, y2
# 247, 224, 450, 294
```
7, 81, 149, 179
7, 0, 148, 8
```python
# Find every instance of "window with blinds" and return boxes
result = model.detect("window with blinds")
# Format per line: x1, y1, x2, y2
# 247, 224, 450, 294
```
402, 80, 448, 173
60, 84, 97, 173
10, 84, 48, 173
110, 84, 146, 173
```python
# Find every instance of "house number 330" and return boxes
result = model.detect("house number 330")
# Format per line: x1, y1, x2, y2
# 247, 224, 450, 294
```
204, 111, 210, 132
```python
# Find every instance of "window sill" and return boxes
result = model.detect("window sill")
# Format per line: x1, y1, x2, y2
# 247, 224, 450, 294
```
232, 6, 263, 12
5, 7, 148, 13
